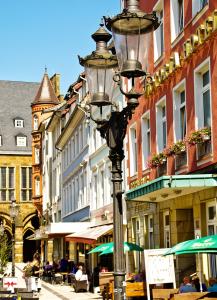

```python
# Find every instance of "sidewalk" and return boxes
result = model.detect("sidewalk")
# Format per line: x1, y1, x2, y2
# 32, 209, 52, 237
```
12, 263, 102, 300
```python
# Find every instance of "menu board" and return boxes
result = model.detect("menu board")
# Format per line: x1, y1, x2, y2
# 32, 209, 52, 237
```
144, 248, 176, 300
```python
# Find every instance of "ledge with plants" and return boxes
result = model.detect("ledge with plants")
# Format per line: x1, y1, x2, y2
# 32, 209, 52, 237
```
147, 152, 167, 168
187, 127, 211, 145
167, 140, 186, 156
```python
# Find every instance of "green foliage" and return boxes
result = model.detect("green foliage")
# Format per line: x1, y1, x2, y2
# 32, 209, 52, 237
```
0, 234, 11, 274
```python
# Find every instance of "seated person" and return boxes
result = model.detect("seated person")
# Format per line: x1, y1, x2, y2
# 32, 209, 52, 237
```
179, 276, 197, 293
75, 265, 88, 281
192, 276, 207, 292
208, 278, 217, 292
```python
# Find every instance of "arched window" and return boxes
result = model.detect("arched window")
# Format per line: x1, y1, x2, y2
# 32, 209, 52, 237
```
35, 176, 40, 196
33, 115, 38, 131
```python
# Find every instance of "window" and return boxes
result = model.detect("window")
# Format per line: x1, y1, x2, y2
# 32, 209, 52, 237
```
173, 80, 186, 141
148, 215, 154, 248
35, 176, 40, 196
94, 174, 98, 209
101, 170, 104, 206
0, 167, 15, 201
192, 0, 208, 17
16, 136, 27, 147
33, 115, 38, 131
21, 167, 32, 201
206, 201, 217, 278
0, 135, 2, 146
194, 58, 211, 129
14, 119, 24, 128
171, 0, 184, 42
156, 98, 167, 152
132, 217, 141, 269
129, 125, 138, 175
154, 0, 164, 61
164, 211, 170, 248
142, 112, 151, 169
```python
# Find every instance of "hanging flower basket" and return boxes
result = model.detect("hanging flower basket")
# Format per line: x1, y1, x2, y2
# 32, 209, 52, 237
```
147, 152, 167, 168
187, 127, 211, 145
168, 140, 186, 155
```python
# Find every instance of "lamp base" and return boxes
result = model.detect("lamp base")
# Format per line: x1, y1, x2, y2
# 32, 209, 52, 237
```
121, 59, 146, 78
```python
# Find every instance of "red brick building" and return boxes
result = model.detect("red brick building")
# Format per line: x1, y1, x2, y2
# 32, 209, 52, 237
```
126, 1, 217, 281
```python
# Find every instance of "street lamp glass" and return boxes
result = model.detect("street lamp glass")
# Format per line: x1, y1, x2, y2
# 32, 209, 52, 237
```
104, 1, 159, 79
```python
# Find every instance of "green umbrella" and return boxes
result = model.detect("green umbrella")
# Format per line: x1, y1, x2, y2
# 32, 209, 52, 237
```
164, 234, 217, 256
98, 242, 144, 255
164, 234, 217, 293
88, 242, 113, 254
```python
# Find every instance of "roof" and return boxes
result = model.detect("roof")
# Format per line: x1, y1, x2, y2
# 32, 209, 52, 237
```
32, 72, 59, 105
0, 80, 40, 153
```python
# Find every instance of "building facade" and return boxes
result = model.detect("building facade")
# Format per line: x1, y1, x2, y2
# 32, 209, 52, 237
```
126, 0, 217, 281
0, 80, 40, 263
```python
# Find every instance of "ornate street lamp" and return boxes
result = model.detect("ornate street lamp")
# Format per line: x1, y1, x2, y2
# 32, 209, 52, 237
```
79, 2, 158, 299
9, 197, 19, 277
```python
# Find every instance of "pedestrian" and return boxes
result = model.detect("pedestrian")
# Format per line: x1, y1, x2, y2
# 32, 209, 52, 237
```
192, 276, 207, 292
179, 276, 197, 293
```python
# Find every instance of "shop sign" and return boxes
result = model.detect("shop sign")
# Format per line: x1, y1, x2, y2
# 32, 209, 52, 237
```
130, 175, 149, 190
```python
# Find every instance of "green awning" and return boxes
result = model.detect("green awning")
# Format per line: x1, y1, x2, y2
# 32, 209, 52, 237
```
126, 174, 217, 202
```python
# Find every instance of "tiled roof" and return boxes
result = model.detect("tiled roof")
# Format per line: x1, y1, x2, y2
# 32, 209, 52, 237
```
33, 72, 59, 105
0, 80, 40, 153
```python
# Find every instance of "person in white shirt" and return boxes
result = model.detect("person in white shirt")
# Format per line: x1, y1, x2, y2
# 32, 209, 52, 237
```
75, 265, 83, 281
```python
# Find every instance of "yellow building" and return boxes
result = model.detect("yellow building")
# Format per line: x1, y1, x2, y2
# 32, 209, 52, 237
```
0, 80, 40, 262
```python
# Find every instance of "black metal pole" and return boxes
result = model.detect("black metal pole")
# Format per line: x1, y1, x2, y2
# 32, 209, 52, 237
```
109, 149, 126, 300
11, 219, 15, 277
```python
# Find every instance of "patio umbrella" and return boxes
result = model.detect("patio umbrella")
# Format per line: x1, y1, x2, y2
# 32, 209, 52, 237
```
98, 242, 144, 255
88, 242, 113, 254
164, 234, 217, 256
164, 234, 217, 292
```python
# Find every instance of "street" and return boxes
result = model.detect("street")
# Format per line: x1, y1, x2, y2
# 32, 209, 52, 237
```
5, 263, 102, 300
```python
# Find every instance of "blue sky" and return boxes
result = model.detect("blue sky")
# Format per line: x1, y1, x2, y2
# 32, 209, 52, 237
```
0, 1, 120, 94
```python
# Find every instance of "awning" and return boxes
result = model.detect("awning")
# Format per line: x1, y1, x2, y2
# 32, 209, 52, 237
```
26, 222, 90, 240
126, 174, 217, 203
47, 222, 90, 238
65, 224, 113, 244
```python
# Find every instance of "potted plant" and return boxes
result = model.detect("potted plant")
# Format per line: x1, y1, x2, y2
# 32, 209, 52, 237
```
200, 127, 211, 141
168, 140, 186, 155
187, 127, 211, 145
148, 152, 167, 168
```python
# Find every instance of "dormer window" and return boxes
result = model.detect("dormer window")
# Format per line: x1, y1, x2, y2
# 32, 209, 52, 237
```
16, 135, 27, 147
14, 118, 24, 128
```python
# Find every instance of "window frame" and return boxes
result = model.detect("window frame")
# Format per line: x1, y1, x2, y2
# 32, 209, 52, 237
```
156, 96, 167, 152
20, 166, 32, 201
16, 135, 27, 147
194, 57, 211, 130
129, 123, 138, 176
141, 111, 151, 170
170, 0, 184, 42
0, 167, 15, 201
153, 0, 164, 62
14, 119, 24, 128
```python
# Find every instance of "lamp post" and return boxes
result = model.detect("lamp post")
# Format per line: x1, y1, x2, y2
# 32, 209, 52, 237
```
79, 1, 158, 299
9, 197, 19, 277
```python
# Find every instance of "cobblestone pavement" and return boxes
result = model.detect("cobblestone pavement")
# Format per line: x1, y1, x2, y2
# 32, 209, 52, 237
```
5, 263, 102, 300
